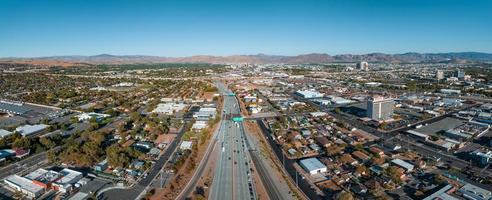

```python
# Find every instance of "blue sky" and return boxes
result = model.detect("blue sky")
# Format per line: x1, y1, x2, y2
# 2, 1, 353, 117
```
0, 0, 491, 57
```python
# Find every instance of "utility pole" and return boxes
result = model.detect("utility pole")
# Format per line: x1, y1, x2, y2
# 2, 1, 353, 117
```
282, 153, 285, 166
160, 169, 163, 188
295, 171, 298, 186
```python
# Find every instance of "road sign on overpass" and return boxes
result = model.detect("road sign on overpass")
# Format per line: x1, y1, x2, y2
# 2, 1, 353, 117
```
232, 117, 243, 122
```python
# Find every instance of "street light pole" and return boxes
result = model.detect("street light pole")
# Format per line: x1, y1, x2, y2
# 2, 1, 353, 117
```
295, 171, 298, 186
160, 170, 163, 188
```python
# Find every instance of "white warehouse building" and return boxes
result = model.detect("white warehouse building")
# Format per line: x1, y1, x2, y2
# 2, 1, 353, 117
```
4, 175, 44, 198
295, 90, 324, 99
299, 157, 327, 175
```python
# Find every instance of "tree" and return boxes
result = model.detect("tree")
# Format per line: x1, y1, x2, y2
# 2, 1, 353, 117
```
39, 137, 56, 149
106, 144, 132, 168
130, 112, 142, 122
334, 191, 354, 200
70, 117, 79, 124
356, 165, 368, 176
378, 122, 388, 130
386, 166, 403, 184
407, 81, 417, 91
12, 137, 32, 150
326, 144, 343, 156
47, 150, 57, 163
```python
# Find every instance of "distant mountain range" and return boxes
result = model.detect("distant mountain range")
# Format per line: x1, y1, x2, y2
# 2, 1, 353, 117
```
1, 52, 492, 65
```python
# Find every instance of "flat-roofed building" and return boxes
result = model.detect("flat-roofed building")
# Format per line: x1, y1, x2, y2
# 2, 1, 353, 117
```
153, 103, 187, 115
423, 184, 459, 200
193, 107, 217, 120
4, 175, 44, 198
0, 129, 13, 138
299, 157, 327, 175
180, 141, 193, 150
458, 183, 492, 200
192, 120, 208, 131
295, 90, 324, 99
15, 124, 49, 137
0, 149, 15, 162
391, 159, 414, 172
25, 168, 61, 189
53, 168, 83, 193
0, 101, 32, 115
440, 89, 461, 95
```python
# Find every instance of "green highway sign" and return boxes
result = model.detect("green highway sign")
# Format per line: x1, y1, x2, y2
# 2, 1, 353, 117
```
232, 117, 243, 122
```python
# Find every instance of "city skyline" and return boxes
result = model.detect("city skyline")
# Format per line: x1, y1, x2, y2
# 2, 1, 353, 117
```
1, 0, 492, 57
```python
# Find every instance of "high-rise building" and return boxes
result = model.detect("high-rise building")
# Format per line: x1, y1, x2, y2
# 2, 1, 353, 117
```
455, 70, 465, 80
367, 96, 394, 121
356, 61, 369, 71
436, 70, 444, 80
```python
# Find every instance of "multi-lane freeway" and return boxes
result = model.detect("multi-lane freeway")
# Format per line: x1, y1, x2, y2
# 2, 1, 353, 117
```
209, 82, 256, 200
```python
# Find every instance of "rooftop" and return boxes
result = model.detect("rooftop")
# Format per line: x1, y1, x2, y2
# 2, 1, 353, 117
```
459, 183, 492, 200
4, 175, 44, 194
25, 168, 61, 184
413, 117, 464, 135
56, 168, 83, 185
391, 159, 414, 171
0, 101, 32, 115
15, 124, 49, 136
0, 129, 13, 138
299, 157, 326, 171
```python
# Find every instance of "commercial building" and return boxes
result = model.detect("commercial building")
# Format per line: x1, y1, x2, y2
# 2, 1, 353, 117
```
436, 70, 445, 80
295, 90, 324, 99
391, 159, 414, 172
455, 70, 465, 80
299, 157, 327, 175
356, 61, 369, 71
192, 120, 208, 131
458, 183, 492, 200
4, 175, 44, 198
423, 184, 458, 200
445, 121, 490, 140
440, 89, 461, 95
15, 124, 49, 137
25, 168, 61, 189
153, 103, 187, 115
0, 101, 31, 115
243, 95, 257, 103
76, 112, 110, 122
0, 129, 13, 138
3, 168, 84, 198
0, 149, 15, 162
95, 159, 108, 172
53, 168, 83, 193
471, 150, 492, 166
193, 107, 217, 120
180, 141, 193, 150
327, 96, 353, 105
367, 96, 394, 121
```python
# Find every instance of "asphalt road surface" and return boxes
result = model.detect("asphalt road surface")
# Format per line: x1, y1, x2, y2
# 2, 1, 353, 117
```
209, 83, 256, 200
98, 122, 190, 200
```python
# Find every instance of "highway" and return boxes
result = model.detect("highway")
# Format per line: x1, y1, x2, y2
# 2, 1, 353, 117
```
209, 82, 256, 200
